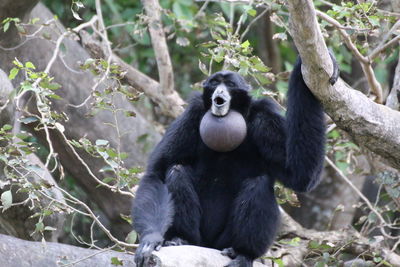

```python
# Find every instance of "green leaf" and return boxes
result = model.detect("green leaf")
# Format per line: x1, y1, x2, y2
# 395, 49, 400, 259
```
106, 149, 118, 158
3, 21, 10, 32
13, 58, 23, 68
44, 226, 57, 231
253, 73, 271, 85
272, 258, 284, 267
71, 9, 82, 21
8, 67, 19, 80
120, 152, 129, 160
368, 212, 377, 223
111, 257, 123, 266
1, 190, 12, 211
48, 94, 62, 100
25, 61, 36, 69
40, 81, 61, 90
279, 237, 301, 246
315, 261, 326, 267
2, 124, 12, 131
176, 36, 190, 47
247, 9, 257, 17
16, 133, 29, 139
241, 40, 250, 49
125, 230, 137, 244
19, 117, 39, 124
30, 18, 40, 24
124, 111, 136, 117
328, 130, 340, 139
35, 221, 44, 232
95, 139, 109, 146
198, 60, 208, 75
101, 177, 115, 183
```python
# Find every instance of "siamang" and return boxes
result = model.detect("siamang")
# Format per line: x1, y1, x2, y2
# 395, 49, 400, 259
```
132, 55, 339, 267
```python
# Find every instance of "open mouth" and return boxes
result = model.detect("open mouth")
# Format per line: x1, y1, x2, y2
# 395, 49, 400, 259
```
214, 96, 226, 106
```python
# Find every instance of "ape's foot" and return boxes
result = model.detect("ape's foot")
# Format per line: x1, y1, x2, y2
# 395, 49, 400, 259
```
164, 237, 188, 246
134, 233, 163, 267
224, 255, 253, 267
328, 49, 340, 85
221, 247, 238, 259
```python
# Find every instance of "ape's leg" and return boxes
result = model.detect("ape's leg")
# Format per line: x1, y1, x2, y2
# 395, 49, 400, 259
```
132, 174, 174, 267
222, 176, 280, 267
164, 165, 202, 245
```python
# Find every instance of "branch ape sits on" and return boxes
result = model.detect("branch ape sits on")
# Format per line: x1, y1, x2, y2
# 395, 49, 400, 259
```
132, 55, 339, 267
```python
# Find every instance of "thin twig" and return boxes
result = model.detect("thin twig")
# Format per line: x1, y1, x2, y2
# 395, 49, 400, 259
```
240, 7, 270, 42
369, 35, 400, 60
316, 10, 367, 64
59, 130, 134, 197
69, 0, 113, 109
369, 19, 400, 58
194, 0, 210, 19
325, 157, 397, 240
54, 184, 137, 248
59, 245, 118, 267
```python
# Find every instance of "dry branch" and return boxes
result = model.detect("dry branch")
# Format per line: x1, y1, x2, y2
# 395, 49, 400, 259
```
141, 0, 175, 96
111, 54, 185, 118
316, 10, 383, 103
78, 27, 185, 118
137, 0, 185, 118
287, 0, 400, 170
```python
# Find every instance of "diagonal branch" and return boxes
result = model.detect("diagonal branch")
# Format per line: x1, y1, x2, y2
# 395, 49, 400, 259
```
111, 54, 185, 118
287, 0, 400, 170
316, 10, 383, 103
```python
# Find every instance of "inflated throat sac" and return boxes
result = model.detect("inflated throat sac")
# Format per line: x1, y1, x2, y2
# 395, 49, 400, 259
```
199, 110, 247, 152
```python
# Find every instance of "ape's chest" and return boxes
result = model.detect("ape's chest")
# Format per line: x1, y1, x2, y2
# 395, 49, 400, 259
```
194, 143, 265, 180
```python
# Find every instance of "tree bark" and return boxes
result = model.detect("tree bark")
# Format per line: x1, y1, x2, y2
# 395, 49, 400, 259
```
0, 234, 136, 267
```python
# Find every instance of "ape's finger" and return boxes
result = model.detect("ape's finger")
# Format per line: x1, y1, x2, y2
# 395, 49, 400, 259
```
134, 253, 144, 267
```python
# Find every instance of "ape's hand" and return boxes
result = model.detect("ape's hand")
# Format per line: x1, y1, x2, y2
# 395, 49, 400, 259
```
328, 50, 340, 85
134, 232, 163, 267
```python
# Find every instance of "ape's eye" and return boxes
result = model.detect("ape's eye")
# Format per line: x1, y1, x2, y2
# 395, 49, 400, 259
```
209, 79, 219, 86
225, 81, 236, 87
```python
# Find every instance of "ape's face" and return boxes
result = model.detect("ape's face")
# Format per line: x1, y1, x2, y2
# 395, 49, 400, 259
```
202, 71, 251, 117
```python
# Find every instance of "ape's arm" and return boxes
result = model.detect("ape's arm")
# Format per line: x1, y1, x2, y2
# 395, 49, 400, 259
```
252, 56, 337, 192
145, 92, 204, 179
283, 56, 327, 191
132, 93, 204, 266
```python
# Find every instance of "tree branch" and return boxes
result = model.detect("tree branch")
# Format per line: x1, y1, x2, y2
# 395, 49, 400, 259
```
141, 0, 175, 96
111, 54, 185, 118
316, 10, 383, 103
386, 47, 400, 110
287, 0, 400, 170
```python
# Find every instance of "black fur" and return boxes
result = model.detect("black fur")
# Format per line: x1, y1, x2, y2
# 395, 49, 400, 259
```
132, 56, 336, 267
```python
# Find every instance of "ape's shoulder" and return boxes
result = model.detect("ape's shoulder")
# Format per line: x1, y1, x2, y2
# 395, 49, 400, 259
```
249, 98, 282, 119
186, 91, 205, 111
169, 92, 204, 129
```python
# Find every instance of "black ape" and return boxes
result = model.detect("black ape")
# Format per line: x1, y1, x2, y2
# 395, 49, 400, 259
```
132, 56, 338, 267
